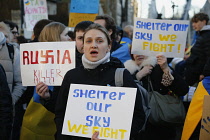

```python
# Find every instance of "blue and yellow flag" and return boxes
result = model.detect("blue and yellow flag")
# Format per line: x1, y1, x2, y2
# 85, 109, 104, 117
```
181, 77, 210, 140
20, 86, 56, 140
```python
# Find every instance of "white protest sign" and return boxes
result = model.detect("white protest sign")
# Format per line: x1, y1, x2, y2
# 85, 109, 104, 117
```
24, 0, 48, 31
20, 42, 75, 86
132, 18, 189, 58
62, 84, 137, 140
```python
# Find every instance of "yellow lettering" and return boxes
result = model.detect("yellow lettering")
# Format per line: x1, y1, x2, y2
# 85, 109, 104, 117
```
159, 34, 171, 41
171, 34, 177, 42
82, 125, 88, 134
119, 129, 127, 139
160, 44, 167, 52
153, 43, 160, 51
168, 44, 175, 52
67, 120, 82, 133
104, 128, 110, 138
142, 42, 149, 50
111, 128, 118, 139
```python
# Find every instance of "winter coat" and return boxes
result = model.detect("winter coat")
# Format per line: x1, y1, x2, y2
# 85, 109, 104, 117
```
0, 34, 25, 105
0, 64, 13, 140
124, 58, 189, 140
185, 25, 210, 86
55, 57, 145, 140
124, 58, 189, 96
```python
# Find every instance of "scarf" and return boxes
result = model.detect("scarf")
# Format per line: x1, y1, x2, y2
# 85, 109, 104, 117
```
82, 52, 110, 69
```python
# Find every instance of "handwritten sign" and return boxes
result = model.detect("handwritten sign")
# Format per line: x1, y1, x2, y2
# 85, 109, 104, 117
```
70, 0, 99, 13
132, 18, 189, 58
62, 84, 137, 140
24, 0, 48, 31
20, 42, 75, 86
68, 13, 98, 27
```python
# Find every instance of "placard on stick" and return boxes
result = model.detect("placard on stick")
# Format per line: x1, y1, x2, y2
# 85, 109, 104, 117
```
62, 84, 137, 140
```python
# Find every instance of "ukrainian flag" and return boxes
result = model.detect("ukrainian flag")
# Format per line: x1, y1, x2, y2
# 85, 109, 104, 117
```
181, 76, 210, 140
20, 86, 56, 140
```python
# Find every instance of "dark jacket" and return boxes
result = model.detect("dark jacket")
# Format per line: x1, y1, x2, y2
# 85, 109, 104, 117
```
124, 59, 189, 140
185, 25, 210, 86
0, 64, 13, 140
55, 57, 145, 140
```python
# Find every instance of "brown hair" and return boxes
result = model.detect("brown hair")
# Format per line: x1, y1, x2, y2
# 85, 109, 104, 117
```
83, 23, 111, 45
191, 13, 209, 24
95, 14, 116, 40
39, 22, 66, 42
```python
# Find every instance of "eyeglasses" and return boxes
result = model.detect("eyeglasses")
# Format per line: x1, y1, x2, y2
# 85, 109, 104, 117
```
12, 31, 19, 35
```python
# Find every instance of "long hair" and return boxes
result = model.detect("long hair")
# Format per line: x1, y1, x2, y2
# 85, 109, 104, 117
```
39, 22, 66, 42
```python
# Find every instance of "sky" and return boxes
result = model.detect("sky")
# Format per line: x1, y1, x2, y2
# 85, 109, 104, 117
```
138, 0, 207, 18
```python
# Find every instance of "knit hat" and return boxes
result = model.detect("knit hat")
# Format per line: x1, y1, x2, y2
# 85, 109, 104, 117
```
0, 32, 6, 45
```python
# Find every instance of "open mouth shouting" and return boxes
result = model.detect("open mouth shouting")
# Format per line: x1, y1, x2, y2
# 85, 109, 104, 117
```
90, 50, 99, 57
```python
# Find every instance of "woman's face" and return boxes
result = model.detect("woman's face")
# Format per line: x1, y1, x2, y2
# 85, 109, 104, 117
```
133, 54, 147, 65
60, 28, 70, 41
84, 29, 111, 62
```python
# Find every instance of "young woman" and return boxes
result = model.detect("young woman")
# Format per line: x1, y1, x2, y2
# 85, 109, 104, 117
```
124, 54, 189, 140
55, 24, 145, 140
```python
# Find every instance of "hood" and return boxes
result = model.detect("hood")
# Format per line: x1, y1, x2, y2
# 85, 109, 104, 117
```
201, 25, 210, 31
124, 56, 157, 74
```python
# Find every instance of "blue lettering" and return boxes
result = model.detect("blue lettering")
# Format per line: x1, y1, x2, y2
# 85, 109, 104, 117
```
94, 116, 101, 127
86, 102, 93, 110
136, 21, 141, 28
80, 89, 88, 98
104, 104, 112, 112
73, 89, 79, 97
135, 32, 153, 41
101, 91, 109, 100
88, 90, 95, 98
109, 92, 117, 100
86, 115, 93, 126
103, 117, 111, 127
118, 92, 125, 100
147, 22, 151, 30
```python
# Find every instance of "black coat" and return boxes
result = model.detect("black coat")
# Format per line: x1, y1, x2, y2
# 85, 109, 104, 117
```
0, 64, 13, 140
55, 57, 145, 140
185, 27, 210, 86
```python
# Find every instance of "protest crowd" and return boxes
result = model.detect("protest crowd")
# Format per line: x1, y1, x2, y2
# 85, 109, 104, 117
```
0, 2, 210, 140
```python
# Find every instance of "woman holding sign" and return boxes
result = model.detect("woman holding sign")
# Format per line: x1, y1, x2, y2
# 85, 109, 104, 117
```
55, 24, 145, 140
124, 53, 189, 140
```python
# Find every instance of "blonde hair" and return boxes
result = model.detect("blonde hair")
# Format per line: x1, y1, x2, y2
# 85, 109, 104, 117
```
39, 22, 66, 42
0, 22, 11, 41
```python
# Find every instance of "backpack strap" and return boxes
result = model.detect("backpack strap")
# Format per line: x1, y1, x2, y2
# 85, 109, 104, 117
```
6, 43, 14, 63
115, 68, 125, 87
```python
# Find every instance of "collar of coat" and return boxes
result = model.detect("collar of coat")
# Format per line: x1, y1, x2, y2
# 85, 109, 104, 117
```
124, 57, 157, 74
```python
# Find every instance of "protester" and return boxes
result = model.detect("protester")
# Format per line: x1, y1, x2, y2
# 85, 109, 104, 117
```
94, 15, 131, 63
31, 19, 53, 42
3, 20, 19, 43
20, 22, 70, 140
124, 53, 189, 140
55, 23, 145, 140
184, 12, 210, 86
0, 63, 13, 140
182, 58, 210, 140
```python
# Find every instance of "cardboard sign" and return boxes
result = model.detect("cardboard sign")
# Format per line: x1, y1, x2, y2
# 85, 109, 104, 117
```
200, 95, 210, 140
68, 13, 97, 27
62, 84, 137, 140
20, 42, 75, 86
70, 0, 99, 13
132, 18, 189, 58
24, 0, 48, 31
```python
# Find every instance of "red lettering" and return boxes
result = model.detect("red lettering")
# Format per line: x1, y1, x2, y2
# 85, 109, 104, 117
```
34, 70, 40, 84
56, 69, 63, 79
31, 51, 39, 64
57, 50, 60, 64
23, 51, 29, 65
51, 69, 55, 83
40, 50, 54, 64
40, 69, 46, 83
62, 50, 71, 64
